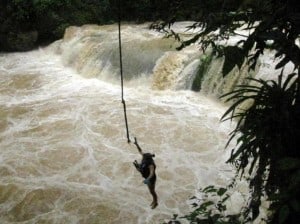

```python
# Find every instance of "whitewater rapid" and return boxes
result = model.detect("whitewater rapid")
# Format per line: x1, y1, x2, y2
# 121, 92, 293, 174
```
0, 23, 260, 223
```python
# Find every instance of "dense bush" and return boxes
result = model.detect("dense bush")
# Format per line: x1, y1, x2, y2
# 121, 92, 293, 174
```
0, 0, 115, 51
0, 0, 183, 51
158, 0, 300, 223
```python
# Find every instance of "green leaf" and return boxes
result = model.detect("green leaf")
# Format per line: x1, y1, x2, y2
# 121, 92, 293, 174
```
191, 203, 198, 207
243, 36, 255, 53
200, 201, 214, 209
222, 46, 245, 76
217, 187, 227, 196
275, 56, 290, 69
282, 73, 297, 90
221, 96, 253, 121
177, 33, 201, 50
221, 194, 230, 203
249, 153, 259, 175
202, 185, 215, 193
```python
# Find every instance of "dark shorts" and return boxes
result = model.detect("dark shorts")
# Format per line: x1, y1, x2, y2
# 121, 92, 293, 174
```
148, 175, 156, 186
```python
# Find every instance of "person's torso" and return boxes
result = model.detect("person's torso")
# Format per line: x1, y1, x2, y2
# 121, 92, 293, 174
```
140, 160, 156, 178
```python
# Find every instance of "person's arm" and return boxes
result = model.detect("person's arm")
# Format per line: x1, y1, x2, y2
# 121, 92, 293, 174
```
134, 137, 143, 155
144, 165, 155, 184
147, 164, 155, 179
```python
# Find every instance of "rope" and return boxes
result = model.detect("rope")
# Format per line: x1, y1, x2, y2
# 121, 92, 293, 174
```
118, 0, 131, 143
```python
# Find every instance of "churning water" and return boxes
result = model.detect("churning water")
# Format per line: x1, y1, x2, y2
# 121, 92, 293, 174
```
0, 23, 273, 223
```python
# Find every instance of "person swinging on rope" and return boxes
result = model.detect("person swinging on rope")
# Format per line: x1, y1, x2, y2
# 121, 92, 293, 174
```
133, 137, 158, 209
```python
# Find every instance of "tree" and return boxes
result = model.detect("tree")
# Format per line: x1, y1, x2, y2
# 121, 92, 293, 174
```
156, 0, 300, 223
0, 0, 111, 51
221, 73, 299, 223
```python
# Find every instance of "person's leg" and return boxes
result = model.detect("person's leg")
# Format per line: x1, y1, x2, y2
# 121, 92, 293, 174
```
147, 184, 158, 209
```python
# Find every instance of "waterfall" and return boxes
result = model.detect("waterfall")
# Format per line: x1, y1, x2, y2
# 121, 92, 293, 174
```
57, 24, 203, 90
57, 23, 294, 99
0, 23, 274, 223
58, 24, 180, 83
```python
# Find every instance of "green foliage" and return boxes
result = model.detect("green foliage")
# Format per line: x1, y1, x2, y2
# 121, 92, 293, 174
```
165, 73, 300, 224
164, 185, 246, 224
156, 1, 300, 223
220, 73, 300, 222
31, 0, 108, 40
151, 0, 300, 76
0, 0, 188, 51
222, 46, 244, 77
0, 0, 114, 51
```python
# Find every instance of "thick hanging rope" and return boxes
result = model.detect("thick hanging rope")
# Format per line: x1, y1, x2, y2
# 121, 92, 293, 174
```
118, 1, 131, 143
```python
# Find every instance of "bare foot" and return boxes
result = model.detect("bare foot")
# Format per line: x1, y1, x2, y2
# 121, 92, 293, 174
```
151, 202, 158, 209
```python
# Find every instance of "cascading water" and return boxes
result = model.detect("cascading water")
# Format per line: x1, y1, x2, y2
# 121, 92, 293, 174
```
0, 23, 274, 223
